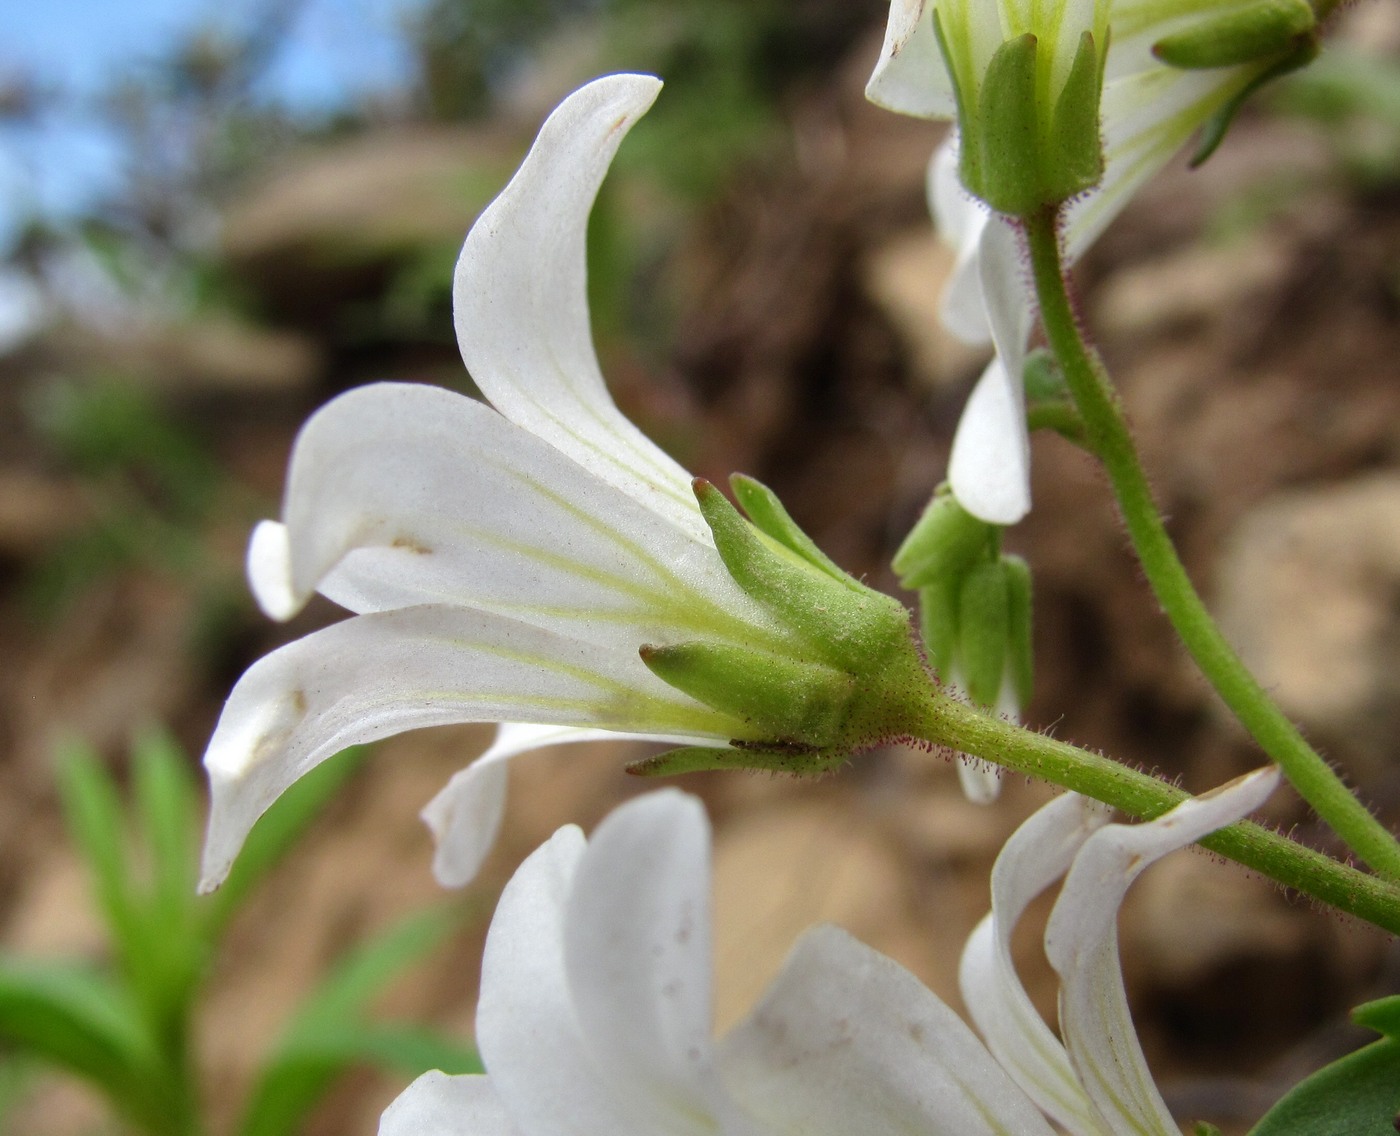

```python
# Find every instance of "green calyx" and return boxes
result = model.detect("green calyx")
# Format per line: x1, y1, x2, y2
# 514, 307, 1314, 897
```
633, 477, 940, 779
896, 487, 1033, 715
937, 16, 1106, 217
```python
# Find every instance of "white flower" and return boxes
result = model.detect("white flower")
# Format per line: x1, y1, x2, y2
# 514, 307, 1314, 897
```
867, 0, 1305, 523
198, 75, 817, 894
381, 770, 1279, 1135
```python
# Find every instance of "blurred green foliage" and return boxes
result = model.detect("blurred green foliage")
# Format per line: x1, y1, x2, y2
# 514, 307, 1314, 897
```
0, 735, 478, 1136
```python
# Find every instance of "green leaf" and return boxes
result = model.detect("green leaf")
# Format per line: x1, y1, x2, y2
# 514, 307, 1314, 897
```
0, 959, 168, 1130
1248, 1026, 1400, 1135
236, 908, 468, 1136
129, 729, 207, 1033
54, 744, 144, 969
203, 746, 368, 935
1353, 994, 1400, 1037
236, 1025, 479, 1136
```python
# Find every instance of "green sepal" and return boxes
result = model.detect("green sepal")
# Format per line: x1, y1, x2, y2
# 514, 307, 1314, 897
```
918, 581, 960, 681
640, 641, 855, 745
958, 560, 1011, 708
1046, 30, 1106, 204
1153, 0, 1314, 71
894, 485, 999, 590
1004, 554, 1034, 711
693, 478, 912, 667
628, 740, 841, 779
1191, 36, 1319, 166
933, 9, 982, 194
976, 33, 1042, 216
1194, 1124, 1224, 1136
729, 473, 850, 585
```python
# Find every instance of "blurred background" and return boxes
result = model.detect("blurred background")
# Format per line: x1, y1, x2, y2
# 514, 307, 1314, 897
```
2, 1, 1400, 1132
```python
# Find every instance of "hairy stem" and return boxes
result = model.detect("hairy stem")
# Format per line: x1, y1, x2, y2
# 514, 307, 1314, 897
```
1020, 206, 1400, 882
909, 693, 1400, 936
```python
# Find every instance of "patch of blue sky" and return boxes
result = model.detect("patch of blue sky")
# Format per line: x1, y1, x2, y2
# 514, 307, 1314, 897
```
0, 0, 427, 244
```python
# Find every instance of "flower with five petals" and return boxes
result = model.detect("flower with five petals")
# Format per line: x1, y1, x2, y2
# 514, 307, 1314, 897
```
381, 769, 1279, 1134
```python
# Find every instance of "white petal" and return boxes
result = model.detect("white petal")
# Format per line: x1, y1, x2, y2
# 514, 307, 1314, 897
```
199, 604, 729, 893
247, 520, 297, 621
478, 823, 661, 1134
453, 74, 706, 545
421, 758, 510, 890
379, 1071, 518, 1136
960, 792, 1113, 1133
264, 382, 776, 652
929, 138, 995, 346
947, 215, 1034, 525
949, 358, 1032, 525
1045, 768, 1281, 1136
955, 756, 1001, 803
1065, 67, 1251, 263
720, 925, 1058, 1136
865, 0, 957, 119
422, 724, 713, 888
564, 791, 734, 1130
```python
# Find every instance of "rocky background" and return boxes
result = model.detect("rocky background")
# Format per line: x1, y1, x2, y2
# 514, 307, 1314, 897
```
2, 2, 1400, 1132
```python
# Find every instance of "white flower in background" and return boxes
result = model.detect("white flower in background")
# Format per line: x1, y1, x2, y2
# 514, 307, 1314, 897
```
381, 770, 1279, 1135
199, 75, 818, 894
867, 0, 1314, 524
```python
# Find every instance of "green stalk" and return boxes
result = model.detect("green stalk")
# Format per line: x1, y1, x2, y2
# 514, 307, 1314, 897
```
1021, 206, 1400, 882
907, 694, 1400, 935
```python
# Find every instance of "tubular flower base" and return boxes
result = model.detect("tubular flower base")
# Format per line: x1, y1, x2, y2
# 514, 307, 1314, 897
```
867, 0, 1309, 524
381, 770, 1279, 1135
199, 74, 923, 894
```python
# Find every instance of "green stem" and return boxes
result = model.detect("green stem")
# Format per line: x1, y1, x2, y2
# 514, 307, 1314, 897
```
908, 695, 1400, 936
1021, 206, 1400, 882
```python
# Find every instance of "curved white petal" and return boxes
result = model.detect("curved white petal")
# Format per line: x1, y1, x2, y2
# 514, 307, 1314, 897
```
453, 74, 706, 545
199, 604, 730, 893
949, 359, 1031, 525
1045, 769, 1281, 1136
865, 0, 957, 119
721, 925, 1057, 1136
247, 520, 297, 621
960, 792, 1113, 1133
929, 138, 995, 346
423, 723, 722, 887
379, 1071, 518, 1136
1066, 65, 1254, 262
564, 791, 736, 1130
421, 758, 510, 890
259, 382, 776, 653
477, 823, 664, 1134
955, 755, 1001, 804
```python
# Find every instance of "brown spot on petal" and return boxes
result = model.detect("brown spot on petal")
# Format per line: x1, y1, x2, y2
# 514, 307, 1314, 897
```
390, 535, 432, 555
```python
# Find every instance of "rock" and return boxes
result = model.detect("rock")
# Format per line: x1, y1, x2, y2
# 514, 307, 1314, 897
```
1095, 234, 1289, 343
221, 126, 518, 324
1214, 472, 1400, 775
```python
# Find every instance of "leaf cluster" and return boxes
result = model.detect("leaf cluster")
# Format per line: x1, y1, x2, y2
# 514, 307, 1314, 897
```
0, 733, 477, 1135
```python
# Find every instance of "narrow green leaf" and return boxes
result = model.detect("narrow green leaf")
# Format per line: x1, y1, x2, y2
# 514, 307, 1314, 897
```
203, 746, 368, 935
54, 744, 145, 968
0, 959, 168, 1130
236, 1025, 478, 1136
236, 907, 468, 1136
131, 727, 200, 922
